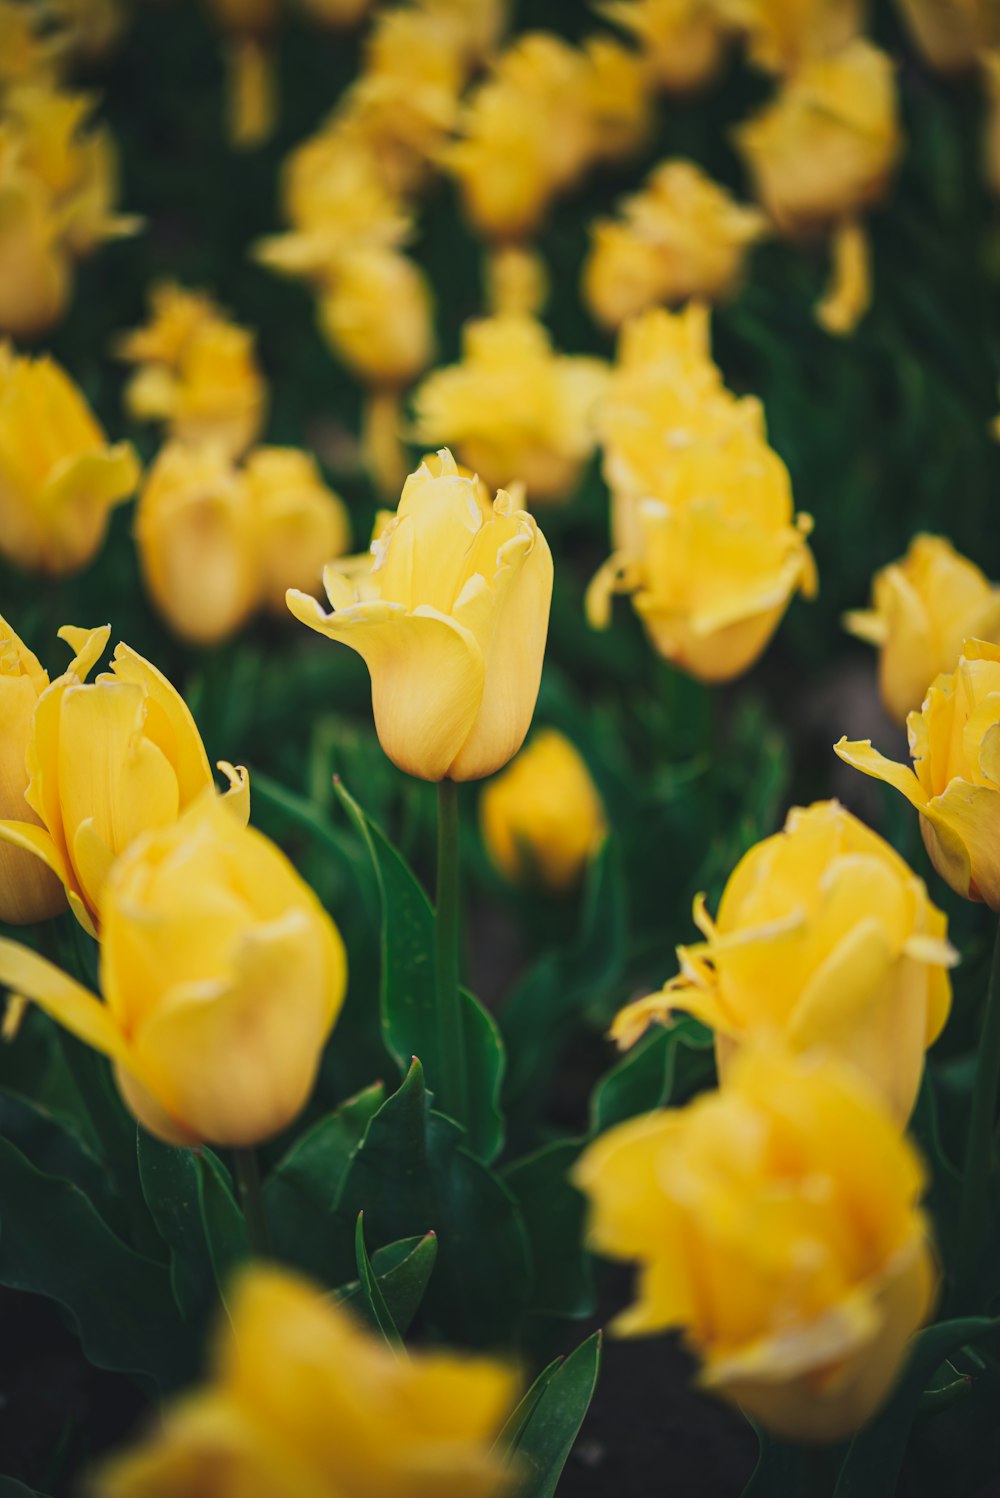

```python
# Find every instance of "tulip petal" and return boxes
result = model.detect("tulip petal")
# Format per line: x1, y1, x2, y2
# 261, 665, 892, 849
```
922, 781, 1000, 910
107, 644, 214, 806
287, 592, 485, 782
0, 938, 125, 1059
0, 818, 71, 889
833, 738, 930, 812
57, 623, 112, 680
217, 761, 251, 824
40, 445, 140, 572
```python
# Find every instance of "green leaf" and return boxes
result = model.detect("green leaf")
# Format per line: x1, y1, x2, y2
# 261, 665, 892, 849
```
506, 1331, 602, 1498
137, 1133, 215, 1323
196, 1150, 249, 1311
354, 1211, 402, 1347
0, 1134, 193, 1389
833, 1316, 1000, 1498
589, 1017, 714, 1136
334, 780, 505, 1164
504, 1141, 593, 1320
264, 1082, 385, 1280
336, 1060, 531, 1347
0, 1086, 127, 1238
493, 1358, 562, 1457
337, 1231, 438, 1335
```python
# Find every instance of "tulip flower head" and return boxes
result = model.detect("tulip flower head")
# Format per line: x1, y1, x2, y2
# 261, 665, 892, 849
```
287, 450, 553, 782
95, 1265, 518, 1497
413, 313, 608, 504
0, 344, 139, 575
845, 534, 1000, 726
481, 729, 607, 892
596, 0, 728, 92
613, 800, 955, 1120
0, 624, 249, 935
717, 0, 864, 73
582, 35, 655, 163
573, 1045, 936, 1442
0, 795, 344, 1146
0, 615, 66, 925
836, 639, 1000, 911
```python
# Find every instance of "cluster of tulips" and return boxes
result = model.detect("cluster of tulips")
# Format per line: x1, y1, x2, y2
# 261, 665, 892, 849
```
1, 0, 1000, 1496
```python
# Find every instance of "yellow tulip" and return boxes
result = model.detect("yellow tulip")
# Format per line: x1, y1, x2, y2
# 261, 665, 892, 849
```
815, 216, 871, 337
484, 244, 549, 317
0, 344, 139, 576
613, 800, 955, 1121
95, 1265, 517, 1497
0, 795, 343, 1146
0, 164, 71, 339
287, 449, 553, 782
734, 40, 901, 233
135, 442, 260, 647
893, 0, 993, 72
413, 313, 608, 505
584, 159, 768, 328
845, 534, 1000, 726
0, 1, 61, 83
596, 0, 728, 93
0, 624, 248, 936
573, 1044, 936, 1443
836, 639, 1000, 911
119, 284, 266, 460
318, 246, 434, 388
717, 0, 864, 73
582, 35, 654, 163
245, 446, 351, 613
0, 616, 66, 925
481, 729, 607, 892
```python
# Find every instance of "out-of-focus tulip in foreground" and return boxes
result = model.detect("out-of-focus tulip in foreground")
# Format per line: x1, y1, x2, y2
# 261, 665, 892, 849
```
613, 800, 955, 1121
574, 1045, 936, 1442
0, 795, 345, 1146
95, 1265, 518, 1498
287, 449, 553, 782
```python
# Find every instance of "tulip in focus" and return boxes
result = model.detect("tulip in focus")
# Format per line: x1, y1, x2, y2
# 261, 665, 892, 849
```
0, 795, 343, 1146
0, 616, 67, 925
0, 344, 139, 575
584, 159, 768, 328
0, 624, 248, 935
597, 0, 728, 92
573, 1045, 936, 1442
845, 534, 1000, 725
413, 313, 608, 504
481, 729, 607, 893
836, 639, 1000, 911
613, 800, 955, 1121
95, 1266, 517, 1497
287, 449, 553, 781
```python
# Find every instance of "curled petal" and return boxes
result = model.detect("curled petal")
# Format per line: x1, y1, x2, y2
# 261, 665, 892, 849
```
0, 938, 125, 1060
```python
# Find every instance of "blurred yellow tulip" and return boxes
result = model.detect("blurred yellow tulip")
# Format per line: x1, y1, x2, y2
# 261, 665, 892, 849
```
717, 0, 864, 72
245, 446, 351, 613
597, 0, 728, 92
584, 159, 767, 328
845, 534, 1000, 725
319, 246, 434, 388
0, 624, 248, 935
0, 795, 342, 1146
836, 639, 1000, 911
574, 1044, 936, 1442
288, 449, 552, 782
614, 800, 954, 1120
413, 313, 608, 504
0, 344, 139, 575
582, 35, 654, 163
893, 0, 994, 72
481, 729, 607, 892
0, 616, 66, 925
95, 1265, 517, 1497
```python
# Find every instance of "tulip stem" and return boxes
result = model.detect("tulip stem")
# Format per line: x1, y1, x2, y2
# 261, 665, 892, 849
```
233, 1147, 271, 1257
955, 915, 1000, 1308
435, 778, 467, 1127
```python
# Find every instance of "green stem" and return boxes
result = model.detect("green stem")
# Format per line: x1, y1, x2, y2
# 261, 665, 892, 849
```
233, 1147, 271, 1257
954, 915, 1000, 1308
435, 779, 467, 1126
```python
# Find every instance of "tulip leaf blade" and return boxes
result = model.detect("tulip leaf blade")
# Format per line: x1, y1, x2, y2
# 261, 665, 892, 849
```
589, 1016, 714, 1136
504, 1330, 603, 1498
196, 1149, 249, 1312
493, 1357, 562, 1458
333, 780, 505, 1164
337, 1231, 438, 1336
0, 1134, 194, 1390
504, 1139, 593, 1320
354, 1210, 403, 1348
832, 1314, 1000, 1498
137, 1132, 215, 1324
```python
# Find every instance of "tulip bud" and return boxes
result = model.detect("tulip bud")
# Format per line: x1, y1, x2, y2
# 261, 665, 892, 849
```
613, 800, 955, 1121
574, 1044, 936, 1443
319, 247, 434, 388
836, 638, 1000, 911
0, 175, 71, 339
845, 534, 1000, 725
0, 344, 139, 575
0, 795, 344, 1146
481, 730, 607, 892
288, 449, 553, 782
0, 624, 248, 934
95, 1265, 517, 1497
135, 442, 259, 647
0, 616, 66, 925
244, 446, 351, 612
